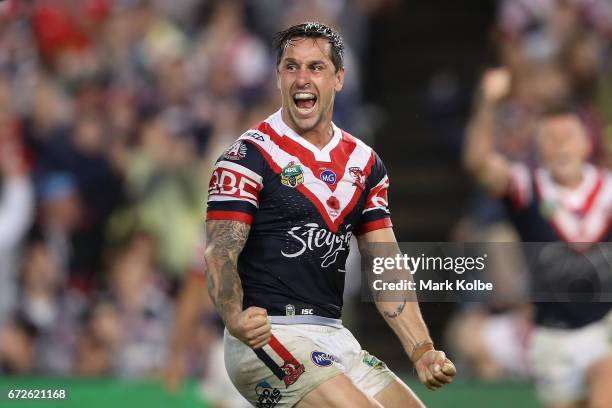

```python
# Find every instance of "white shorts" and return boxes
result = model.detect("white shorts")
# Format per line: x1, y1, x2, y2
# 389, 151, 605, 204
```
224, 322, 398, 407
481, 312, 530, 377
199, 337, 251, 408
529, 314, 612, 405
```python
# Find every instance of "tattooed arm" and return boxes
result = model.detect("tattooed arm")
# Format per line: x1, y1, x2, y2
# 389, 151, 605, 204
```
204, 220, 271, 349
358, 227, 456, 389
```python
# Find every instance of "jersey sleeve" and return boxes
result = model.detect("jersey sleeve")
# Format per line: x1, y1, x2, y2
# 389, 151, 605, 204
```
357, 152, 392, 235
206, 140, 265, 224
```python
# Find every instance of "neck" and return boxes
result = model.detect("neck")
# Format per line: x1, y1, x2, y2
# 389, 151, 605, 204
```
281, 108, 334, 149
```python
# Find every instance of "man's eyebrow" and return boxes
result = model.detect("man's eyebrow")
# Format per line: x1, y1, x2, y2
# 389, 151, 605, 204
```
281, 58, 328, 66
308, 60, 327, 66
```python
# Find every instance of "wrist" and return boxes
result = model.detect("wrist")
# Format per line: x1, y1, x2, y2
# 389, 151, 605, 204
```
410, 340, 434, 364
223, 311, 242, 333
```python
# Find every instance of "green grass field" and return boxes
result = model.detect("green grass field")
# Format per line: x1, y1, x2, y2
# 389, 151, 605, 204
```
0, 376, 540, 407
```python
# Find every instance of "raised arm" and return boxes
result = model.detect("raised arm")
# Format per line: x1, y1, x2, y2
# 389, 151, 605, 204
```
463, 68, 513, 196
358, 228, 456, 390
204, 220, 271, 349
0, 140, 33, 249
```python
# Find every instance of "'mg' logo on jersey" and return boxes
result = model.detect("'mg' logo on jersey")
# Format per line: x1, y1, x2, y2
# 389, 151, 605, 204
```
281, 161, 304, 188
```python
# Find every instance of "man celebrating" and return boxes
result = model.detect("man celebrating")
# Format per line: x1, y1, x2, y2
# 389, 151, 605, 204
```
205, 22, 455, 407
464, 68, 612, 408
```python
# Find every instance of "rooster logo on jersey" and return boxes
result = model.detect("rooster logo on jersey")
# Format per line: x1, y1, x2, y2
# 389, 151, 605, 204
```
349, 166, 366, 190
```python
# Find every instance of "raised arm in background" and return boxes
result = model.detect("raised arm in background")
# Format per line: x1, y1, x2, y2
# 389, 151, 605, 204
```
463, 68, 514, 196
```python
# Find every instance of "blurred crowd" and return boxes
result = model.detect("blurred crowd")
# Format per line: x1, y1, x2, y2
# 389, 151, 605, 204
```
3, 0, 610, 395
0, 0, 390, 379
447, 0, 612, 382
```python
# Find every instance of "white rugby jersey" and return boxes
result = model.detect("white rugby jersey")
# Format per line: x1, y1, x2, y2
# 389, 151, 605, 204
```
206, 110, 392, 319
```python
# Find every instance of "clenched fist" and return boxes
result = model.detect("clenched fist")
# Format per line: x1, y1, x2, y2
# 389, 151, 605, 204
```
481, 67, 511, 104
414, 350, 456, 391
227, 306, 272, 349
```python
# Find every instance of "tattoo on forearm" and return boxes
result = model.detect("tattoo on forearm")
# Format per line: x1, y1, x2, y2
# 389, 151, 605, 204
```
383, 298, 406, 319
205, 220, 250, 322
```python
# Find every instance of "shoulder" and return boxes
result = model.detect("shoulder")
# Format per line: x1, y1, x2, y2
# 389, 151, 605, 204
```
336, 129, 389, 191
219, 115, 278, 163
340, 128, 375, 157
599, 167, 612, 197
232, 116, 283, 157
337, 128, 382, 174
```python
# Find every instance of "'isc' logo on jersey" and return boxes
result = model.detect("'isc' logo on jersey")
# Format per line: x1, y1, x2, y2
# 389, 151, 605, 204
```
281, 161, 304, 188
320, 169, 336, 185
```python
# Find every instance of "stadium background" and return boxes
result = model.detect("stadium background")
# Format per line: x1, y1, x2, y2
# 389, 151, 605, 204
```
0, 0, 610, 407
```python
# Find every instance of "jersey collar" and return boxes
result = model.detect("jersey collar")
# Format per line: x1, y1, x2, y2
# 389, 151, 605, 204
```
267, 109, 341, 162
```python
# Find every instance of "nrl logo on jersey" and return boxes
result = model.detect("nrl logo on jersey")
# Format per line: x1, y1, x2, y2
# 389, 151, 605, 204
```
285, 304, 296, 316
281, 161, 304, 188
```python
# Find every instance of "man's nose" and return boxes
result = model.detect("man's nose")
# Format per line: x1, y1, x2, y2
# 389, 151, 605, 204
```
295, 67, 311, 88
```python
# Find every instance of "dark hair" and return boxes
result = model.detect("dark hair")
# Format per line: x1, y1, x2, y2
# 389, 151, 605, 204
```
273, 22, 344, 72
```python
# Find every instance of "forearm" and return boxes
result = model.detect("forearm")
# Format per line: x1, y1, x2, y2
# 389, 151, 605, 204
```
464, 99, 496, 175
204, 247, 243, 324
361, 234, 432, 358
203, 220, 250, 326
375, 297, 431, 359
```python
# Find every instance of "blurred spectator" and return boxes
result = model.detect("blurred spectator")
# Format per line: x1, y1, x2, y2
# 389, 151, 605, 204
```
77, 300, 122, 376
31, 0, 111, 65
189, 0, 270, 103
35, 172, 82, 280
17, 238, 85, 374
0, 317, 38, 375
79, 232, 172, 378
106, 117, 205, 277
498, 0, 612, 41
0, 133, 34, 329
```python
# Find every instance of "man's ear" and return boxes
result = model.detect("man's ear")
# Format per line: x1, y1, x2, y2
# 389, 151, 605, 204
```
276, 69, 281, 90
334, 68, 345, 92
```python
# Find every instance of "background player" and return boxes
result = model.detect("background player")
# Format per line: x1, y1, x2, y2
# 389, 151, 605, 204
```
464, 67, 612, 408
205, 22, 456, 407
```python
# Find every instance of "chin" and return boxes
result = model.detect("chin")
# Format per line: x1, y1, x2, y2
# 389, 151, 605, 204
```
551, 166, 578, 183
291, 114, 320, 132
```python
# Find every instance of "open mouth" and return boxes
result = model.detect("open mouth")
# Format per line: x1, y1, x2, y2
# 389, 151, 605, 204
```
293, 92, 317, 112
